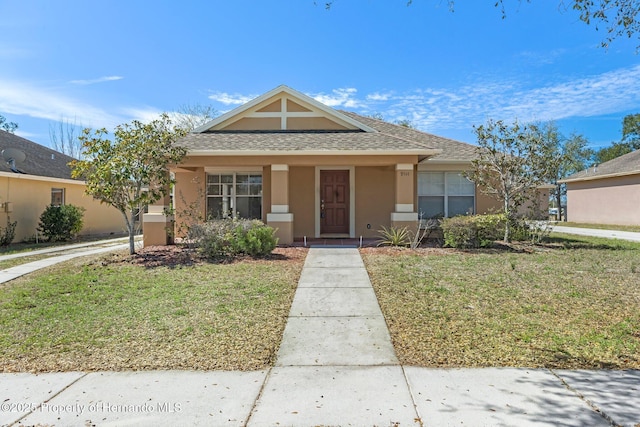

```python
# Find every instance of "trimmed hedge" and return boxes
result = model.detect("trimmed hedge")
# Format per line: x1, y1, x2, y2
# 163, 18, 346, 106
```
441, 214, 507, 249
188, 219, 277, 259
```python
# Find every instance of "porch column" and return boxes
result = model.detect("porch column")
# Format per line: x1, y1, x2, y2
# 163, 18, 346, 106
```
267, 164, 294, 245
391, 163, 418, 232
143, 186, 174, 247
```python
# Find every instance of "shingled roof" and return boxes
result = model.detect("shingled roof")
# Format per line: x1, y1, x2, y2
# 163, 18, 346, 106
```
340, 111, 479, 162
0, 130, 77, 180
561, 149, 640, 183
177, 111, 478, 162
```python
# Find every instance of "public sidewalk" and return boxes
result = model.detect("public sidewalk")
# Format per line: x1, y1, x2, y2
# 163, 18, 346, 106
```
1, 248, 639, 426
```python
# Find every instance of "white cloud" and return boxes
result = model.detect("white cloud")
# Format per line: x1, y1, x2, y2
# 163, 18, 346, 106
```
202, 67, 640, 138
69, 75, 123, 85
119, 107, 164, 124
366, 92, 392, 102
312, 88, 362, 108
0, 78, 123, 129
208, 92, 255, 105
359, 64, 640, 135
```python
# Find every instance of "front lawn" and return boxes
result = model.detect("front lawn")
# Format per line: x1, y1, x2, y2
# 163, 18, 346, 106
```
362, 234, 640, 369
0, 247, 306, 372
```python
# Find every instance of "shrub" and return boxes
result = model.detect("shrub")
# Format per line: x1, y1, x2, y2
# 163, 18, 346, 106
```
441, 214, 507, 249
38, 204, 86, 242
0, 217, 16, 246
188, 219, 277, 259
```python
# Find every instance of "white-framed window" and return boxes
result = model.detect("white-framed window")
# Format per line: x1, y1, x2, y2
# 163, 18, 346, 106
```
206, 173, 262, 220
51, 188, 65, 206
417, 171, 475, 218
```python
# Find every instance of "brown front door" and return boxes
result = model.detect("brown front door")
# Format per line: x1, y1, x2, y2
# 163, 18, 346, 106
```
320, 170, 350, 234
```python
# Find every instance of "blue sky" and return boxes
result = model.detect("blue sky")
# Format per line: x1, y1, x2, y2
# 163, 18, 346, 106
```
1, 0, 639, 151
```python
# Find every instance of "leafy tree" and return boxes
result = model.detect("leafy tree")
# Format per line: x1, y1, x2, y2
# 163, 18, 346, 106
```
0, 114, 18, 133
593, 113, 640, 163
622, 113, 640, 148
321, 1, 640, 49
172, 103, 219, 131
71, 114, 187, 254
395, 119, 416, 128
536, 122, 593, 220
594, 141, 633, 163
465, 119, 545, 242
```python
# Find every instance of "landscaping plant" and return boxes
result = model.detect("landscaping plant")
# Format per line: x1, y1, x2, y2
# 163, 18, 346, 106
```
188, 219, 277, 259
37, 204, 85, 242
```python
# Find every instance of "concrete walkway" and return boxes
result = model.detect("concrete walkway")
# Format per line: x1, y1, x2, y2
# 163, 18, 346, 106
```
2, 248, 640, 426
552, 225, 640, 242
0, 237, 138, 284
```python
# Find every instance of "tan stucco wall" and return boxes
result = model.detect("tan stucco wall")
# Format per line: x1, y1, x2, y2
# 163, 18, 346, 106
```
355, 166, 395, 238
261, 166, 271, 223
287, 117, 351, 131
289, 166, 315, 238
173, 168, 206, 237
566, 175, 640, 225
0, 174, 124, 242
223, 117, 281, 131
270, 169, 289, 206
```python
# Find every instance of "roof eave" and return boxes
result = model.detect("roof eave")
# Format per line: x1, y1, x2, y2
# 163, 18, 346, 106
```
560, 169, 640, 184
185, 149, 442, 157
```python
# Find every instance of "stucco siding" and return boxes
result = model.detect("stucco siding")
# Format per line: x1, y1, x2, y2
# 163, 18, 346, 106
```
289, 166, 315, 238
355, 166, 395, 238
0, 174, 124, 242
567, 175, 640, 225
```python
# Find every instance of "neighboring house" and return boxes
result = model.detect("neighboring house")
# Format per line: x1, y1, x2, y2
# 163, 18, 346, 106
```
142, 85, 550, 245
0, 130, 125, 242
560, 149, 640, 226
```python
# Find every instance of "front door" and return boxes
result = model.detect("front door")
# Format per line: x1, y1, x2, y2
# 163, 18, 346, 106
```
320, 170, 350, 234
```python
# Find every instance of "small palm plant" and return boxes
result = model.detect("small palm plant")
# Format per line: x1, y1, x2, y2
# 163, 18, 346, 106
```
377, 226, 411, 247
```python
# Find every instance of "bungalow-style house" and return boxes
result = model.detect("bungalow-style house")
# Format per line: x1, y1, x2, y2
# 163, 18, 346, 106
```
0, 130, 125, 242
142, 85, 550, 245
561, 149, 640, 226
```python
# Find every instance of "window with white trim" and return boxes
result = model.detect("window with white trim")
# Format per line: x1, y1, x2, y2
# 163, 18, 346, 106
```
417, 172, 475, 218
51, 188, 65, 206
206, 173, 262, 220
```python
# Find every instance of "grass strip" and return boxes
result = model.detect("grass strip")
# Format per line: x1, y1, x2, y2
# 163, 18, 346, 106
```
362, 235, 640, 369
0, 248, 305, 372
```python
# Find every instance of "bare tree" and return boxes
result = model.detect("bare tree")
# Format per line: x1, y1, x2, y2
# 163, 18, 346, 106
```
0, 114, 18, 133
49, 117, 83, 159
171, 103, 219, 131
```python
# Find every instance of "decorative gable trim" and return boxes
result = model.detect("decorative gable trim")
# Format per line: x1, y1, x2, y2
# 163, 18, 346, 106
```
193, 85, 377, 133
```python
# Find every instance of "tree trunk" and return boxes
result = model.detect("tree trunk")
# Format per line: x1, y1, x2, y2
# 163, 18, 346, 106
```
128, 210, 137, 255
503, 198, 511, 243
555, 184, 563, 221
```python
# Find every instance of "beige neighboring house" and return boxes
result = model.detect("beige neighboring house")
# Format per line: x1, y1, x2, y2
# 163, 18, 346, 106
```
0, 130, 125, 242
142, 85, 550, 246
561, 149, 640, 226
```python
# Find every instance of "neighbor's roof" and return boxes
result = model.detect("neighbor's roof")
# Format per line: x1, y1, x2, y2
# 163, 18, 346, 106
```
560, 149, 640, 183
0, 130, 77, 180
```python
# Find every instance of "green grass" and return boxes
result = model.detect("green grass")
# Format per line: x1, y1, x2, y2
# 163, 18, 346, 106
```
0, 248, 305, 372
362, 235, 640, 369
556, 222, 640, 233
